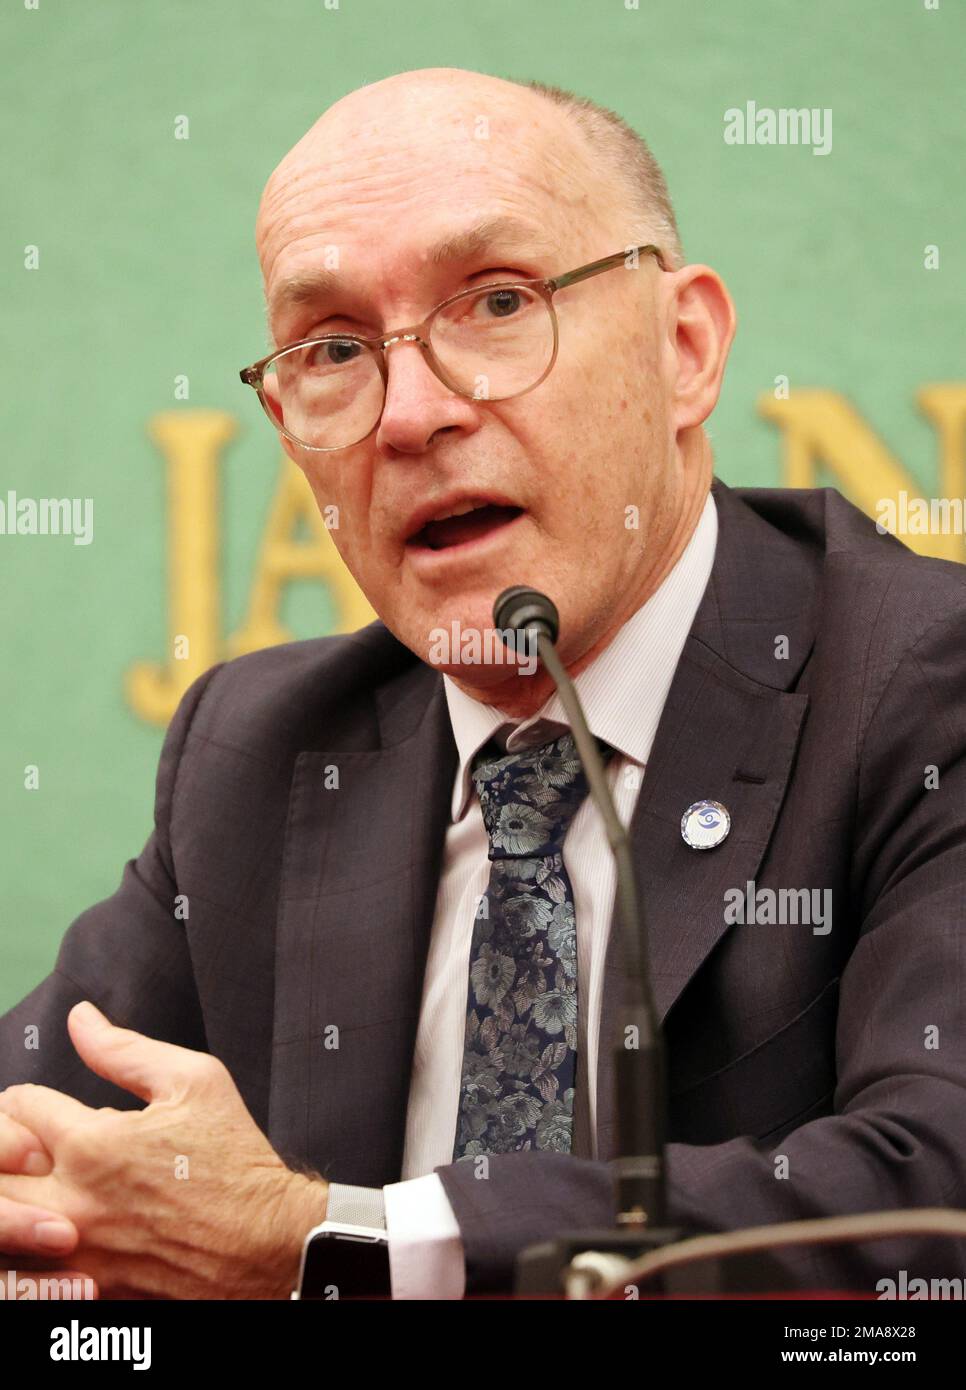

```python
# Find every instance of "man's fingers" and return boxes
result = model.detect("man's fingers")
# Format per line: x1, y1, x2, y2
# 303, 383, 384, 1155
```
0, 1114, 53, 1176
0, 1084, 91, 1152
67, 1000, 207, 1104
0, 1195, 78, 1258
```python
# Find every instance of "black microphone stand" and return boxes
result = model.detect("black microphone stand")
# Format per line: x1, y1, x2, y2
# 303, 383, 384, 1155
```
494, 587, 689, 1296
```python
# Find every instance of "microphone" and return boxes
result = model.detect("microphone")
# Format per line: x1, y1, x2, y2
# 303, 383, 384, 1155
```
493, 585, 684, 1293
493, 585, 560, 643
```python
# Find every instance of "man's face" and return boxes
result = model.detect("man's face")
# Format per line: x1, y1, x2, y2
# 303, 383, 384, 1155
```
256, 73, 677, 686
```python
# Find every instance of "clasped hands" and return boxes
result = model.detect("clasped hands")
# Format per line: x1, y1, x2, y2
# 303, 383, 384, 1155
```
0, 1002, 328, 1298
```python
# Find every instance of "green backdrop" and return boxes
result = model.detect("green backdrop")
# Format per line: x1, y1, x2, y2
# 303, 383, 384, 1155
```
2, 0, 963, 1010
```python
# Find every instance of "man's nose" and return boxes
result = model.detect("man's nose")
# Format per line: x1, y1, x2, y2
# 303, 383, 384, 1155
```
375, 337, 480, 454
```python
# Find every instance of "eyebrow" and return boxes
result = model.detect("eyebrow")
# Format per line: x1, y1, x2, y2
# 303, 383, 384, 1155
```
266, 215, 559, 324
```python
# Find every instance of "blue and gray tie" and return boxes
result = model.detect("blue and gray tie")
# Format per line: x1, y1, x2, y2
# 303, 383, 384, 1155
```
452, 729, 613, 1160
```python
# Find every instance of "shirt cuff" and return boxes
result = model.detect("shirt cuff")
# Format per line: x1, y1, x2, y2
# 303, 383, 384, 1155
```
383, 1173, 466, 1299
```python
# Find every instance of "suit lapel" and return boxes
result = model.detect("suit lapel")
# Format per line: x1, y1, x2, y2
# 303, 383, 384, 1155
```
589, 479, 818, 1161
268, 663, 456, 1184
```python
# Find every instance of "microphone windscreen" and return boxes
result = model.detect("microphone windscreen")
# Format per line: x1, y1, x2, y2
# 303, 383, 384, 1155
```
492, 586, 560, 643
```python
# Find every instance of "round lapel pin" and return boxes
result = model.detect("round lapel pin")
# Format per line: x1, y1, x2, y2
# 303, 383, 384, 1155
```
681, 799, 731, 850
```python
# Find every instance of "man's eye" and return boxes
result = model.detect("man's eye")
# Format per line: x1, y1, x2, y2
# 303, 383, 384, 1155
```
483, 288, 522, 318
306, 338, 363, 368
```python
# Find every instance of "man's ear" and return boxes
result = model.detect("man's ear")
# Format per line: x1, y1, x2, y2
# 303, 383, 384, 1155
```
664, 265, 737, 433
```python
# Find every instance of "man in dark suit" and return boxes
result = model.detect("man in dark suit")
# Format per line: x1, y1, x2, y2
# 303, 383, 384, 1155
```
2, 68, 965, 1299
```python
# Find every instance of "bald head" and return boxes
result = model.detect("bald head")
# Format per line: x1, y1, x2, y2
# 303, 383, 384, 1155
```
256, 68, 681, 300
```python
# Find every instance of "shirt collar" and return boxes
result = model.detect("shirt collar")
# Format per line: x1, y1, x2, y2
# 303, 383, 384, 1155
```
443, 490, 719, 821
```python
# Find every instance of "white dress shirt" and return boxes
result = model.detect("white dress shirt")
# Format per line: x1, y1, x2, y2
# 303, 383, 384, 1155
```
330, 492, 718, 1298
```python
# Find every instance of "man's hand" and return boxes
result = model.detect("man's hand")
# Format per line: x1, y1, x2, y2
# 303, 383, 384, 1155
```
0, 1111, 93, 1292
0, 1002, 328, 1299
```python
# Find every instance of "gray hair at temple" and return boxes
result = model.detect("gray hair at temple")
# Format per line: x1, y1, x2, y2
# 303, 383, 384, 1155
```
520, 79, 685, 269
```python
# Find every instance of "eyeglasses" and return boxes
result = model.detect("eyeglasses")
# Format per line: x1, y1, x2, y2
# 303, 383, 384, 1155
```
239, 243, 668, 452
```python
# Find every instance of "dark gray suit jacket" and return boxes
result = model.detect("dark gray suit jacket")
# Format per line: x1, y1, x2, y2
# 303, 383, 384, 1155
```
4, 478, 966, 1295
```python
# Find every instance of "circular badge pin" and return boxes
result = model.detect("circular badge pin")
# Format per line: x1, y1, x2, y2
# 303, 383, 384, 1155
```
681, 799, 731, 850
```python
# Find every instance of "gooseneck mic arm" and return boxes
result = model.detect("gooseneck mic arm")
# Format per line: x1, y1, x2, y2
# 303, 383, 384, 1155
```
493, 585, 666, 1228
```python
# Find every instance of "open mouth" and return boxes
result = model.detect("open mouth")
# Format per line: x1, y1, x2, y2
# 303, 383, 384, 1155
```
408, 503, 525, 552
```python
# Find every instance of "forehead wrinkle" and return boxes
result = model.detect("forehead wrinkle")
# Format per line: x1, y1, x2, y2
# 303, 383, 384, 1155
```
257, 86, 608, 269
266, 214, 566, 327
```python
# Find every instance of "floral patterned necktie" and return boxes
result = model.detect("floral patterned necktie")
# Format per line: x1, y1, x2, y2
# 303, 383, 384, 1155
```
452, 729, 614, 1160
